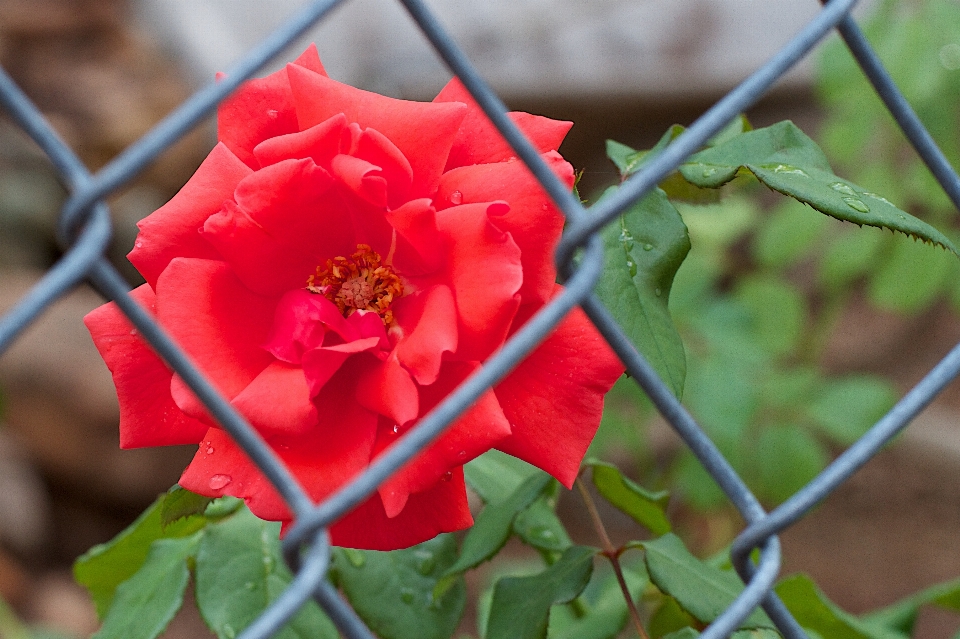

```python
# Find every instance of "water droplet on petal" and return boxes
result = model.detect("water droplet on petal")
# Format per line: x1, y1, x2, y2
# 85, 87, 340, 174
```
129, 328, 138, 336
449, 190, 463, 205
842, 196, 870, 213
441, 471, 453, 482
400, 588, 416, 604
266, 109, 279, 119
391, 424, 400, 435
457, 450, 467, 460
205, 445, 214, 455
134, 240, 143, 249
208, 474, 232, 490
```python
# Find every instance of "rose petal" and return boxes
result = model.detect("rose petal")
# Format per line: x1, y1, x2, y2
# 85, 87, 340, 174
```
129, 143, 252, 289
218, 44, 327, 168
393, 285, 457, 385
355, 127, 414, 207
252, 113, 347, 169
331, 154, 388, 207
494, 300, 624, 487
330, 467, 473, 550
436, 202, 522, 361
287, 64, 467, 198
231, 361, 318, 436
301, 337, 382, 397
436, 151, 573, 304
202, 158, 359, 297
376, 361, 511, 516
383, 198, 443, 275
156, 258, 276, 420
83, 284, 208, 448
356, 352, 419, 426
264, 290, 357, 364
433, 77, 572, 170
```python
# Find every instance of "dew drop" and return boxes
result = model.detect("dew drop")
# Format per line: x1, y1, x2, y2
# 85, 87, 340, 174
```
266, 109, 279, 119
441, 471, 453, 482
627, 259, 637, 278
342, 548, 366, 568
263, 555, 276, 570
619, 228, 635, 251
208, 474, 232, 490
767, 163, 809, 177
400, 588, 416, 604
457, 450, 467, 460
223, 625, 237, 639
391, 424, 400, 435
701, 166, 718, 179
643, 243, 653, 251
414, 551, 435, 575
530, 526, 555, 541
841, 196, 870, 213
129, 328, 138, 336
829, 182, 857, 196
134, 240, 143, 248
654, 288, 662, 297
449, 190, 463, 205
205, 444, 215, 455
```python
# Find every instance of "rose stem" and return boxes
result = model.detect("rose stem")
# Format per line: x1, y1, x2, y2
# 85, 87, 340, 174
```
575, 477, 650, 639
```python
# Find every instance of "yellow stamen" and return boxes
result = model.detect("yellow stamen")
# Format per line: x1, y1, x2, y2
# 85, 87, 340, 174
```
307, 244, 404, 325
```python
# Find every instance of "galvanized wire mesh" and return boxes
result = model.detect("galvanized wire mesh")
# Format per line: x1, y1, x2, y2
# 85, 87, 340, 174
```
1, 0, 957, 637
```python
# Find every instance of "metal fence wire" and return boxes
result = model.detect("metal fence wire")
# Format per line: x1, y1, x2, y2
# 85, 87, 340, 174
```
1, 0, 959, 637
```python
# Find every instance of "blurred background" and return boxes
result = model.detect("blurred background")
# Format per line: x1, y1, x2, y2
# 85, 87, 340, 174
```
4, 0, 960, 636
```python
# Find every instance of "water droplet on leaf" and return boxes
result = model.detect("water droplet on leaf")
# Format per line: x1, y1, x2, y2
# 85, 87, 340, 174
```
208, 474, 231, 490
342, 548, 366, 568
643, 243, 653, 251
627, 259, 637, 278
841, 196, 870, 213
830, 182, 857, 196
449, 190, 463, 205
263, 555, 275, 570
654, 288, 662, 297
223, 625, 236, 639
701, 166, 718, 178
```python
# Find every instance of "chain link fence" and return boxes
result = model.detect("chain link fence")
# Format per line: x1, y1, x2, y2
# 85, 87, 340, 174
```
1, 0, 958, 637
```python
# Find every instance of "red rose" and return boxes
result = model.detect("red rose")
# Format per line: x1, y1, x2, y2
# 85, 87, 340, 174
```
84, 45, 624, 550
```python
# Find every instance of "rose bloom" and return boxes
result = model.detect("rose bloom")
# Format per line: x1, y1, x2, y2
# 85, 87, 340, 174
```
84, 45, 624, 550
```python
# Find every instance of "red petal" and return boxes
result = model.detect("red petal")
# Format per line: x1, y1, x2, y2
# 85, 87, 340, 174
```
129, 143, 251, 289
218, 44, 328, 168
494, 300, 624, 487
436, 202, 522, 361
355, 127, 413, 207
201, 158, 358, 297
329, 467, 473, 550
263, 290, 356, 364
394, 285, 457, 385
83, 285, 208, 448
356, 353, 419, 426
231, 361, 318, 436
252, 113, 347, 168
433, 77, 572, 170
376, 361, 510, 515
383, 199, 443, 275
331, 154, 388, 207
301, 336, 382, 396
156, 259, 276, 418
287, 65, 467, 198
436, 152, 573, 304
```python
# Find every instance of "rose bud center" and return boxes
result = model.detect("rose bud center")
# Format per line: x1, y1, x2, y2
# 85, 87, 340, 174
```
307, 243, 404, 325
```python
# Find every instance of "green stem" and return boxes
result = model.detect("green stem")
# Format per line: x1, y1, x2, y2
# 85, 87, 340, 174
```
576, 478, 650, 639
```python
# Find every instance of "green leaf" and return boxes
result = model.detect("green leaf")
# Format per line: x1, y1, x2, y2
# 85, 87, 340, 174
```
734, 274, 807, 358
752, 425, 828, 504
807, 375, 897, 445
445, 472, 552, 575
753, 199, 829, 268
594, 186, 691, 397
679, 121, 957, 254
776, 574, 903, 639
93, 533, 202, 639
464, 449, 541, 505
587, 461, 671, 535
548, 562, 648, 639
194, 507, 337, 639
161, 485, 213, 529
335, 534, 465, 639
661, 630, 783, 639
661, 628, 700, 639
641, 534, 773, 628
513, 495, 572, 554
486, 546, 596, 639
74, 495, 208, 618
649, 597, 696, 639
868, 234, 955, 313
861, 576, 960, 636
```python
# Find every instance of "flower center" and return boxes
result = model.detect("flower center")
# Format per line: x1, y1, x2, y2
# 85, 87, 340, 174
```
307, 244, 404, 325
